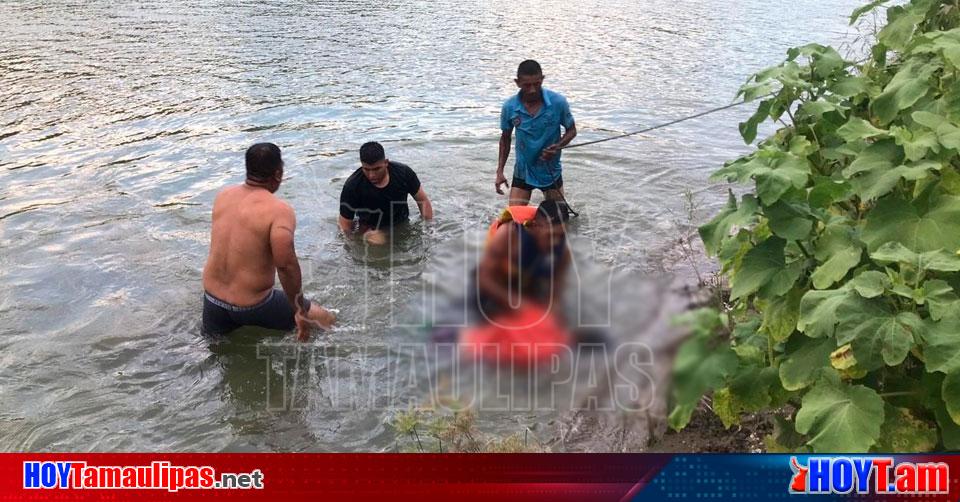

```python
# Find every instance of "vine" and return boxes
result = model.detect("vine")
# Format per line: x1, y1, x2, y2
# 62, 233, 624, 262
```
670, 0, 960, 452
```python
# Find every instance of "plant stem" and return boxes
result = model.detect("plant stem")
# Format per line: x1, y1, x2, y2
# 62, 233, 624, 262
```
768, 331, 776, 367
879, 391, 916, 398
412, 428, 424, 452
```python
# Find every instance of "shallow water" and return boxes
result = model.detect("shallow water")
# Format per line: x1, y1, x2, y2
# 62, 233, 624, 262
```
0, 0, 865, 451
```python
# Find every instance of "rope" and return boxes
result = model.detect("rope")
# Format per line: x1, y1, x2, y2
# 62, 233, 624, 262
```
559, 93, 774, 150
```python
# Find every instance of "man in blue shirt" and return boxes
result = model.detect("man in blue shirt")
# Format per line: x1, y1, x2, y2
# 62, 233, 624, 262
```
496, 60, 577, 205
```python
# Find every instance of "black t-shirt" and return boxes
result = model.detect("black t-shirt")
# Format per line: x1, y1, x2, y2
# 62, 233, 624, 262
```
339, 161, 421, 229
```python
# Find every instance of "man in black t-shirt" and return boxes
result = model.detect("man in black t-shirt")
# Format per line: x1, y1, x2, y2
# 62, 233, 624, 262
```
338, 141, 434, 245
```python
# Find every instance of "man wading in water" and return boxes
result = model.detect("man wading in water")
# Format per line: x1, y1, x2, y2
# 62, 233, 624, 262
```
202, 142, 335, 340
338, 141, 434, 245
496, 59, 577, 205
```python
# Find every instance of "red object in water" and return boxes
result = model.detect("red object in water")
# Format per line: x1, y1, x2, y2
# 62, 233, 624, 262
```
460, 303, 571, 367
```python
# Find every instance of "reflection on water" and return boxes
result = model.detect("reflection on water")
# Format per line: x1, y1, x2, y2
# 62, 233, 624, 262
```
0, 0, 863, 451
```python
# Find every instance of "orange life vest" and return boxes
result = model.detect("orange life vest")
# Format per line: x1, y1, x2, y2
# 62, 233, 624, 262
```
484, 205, 539, 245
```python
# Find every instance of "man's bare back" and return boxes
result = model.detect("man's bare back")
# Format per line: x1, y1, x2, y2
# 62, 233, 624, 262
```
201, 142, 334, 338
203, 184, 291, 307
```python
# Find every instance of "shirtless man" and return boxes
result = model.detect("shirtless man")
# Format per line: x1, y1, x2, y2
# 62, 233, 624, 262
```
202, 142, 334, 339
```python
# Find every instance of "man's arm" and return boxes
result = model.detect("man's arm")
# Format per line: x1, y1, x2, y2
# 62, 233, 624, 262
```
270, 203, 304, 310
338, 215, 355, 234
477, 225, 515, 310
412, 186, 434, 220
496, 129, 512, 195
541, 123, 577, 161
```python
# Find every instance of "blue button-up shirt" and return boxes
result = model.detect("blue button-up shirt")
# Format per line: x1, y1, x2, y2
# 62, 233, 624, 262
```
500, 88, 575, 188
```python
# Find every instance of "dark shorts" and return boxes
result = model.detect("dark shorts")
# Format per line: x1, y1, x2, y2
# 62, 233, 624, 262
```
202, 289, 310, 335
512, 174, 563, 192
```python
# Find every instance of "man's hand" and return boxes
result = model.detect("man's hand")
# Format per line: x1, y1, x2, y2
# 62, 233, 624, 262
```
540, 143, 560, 161
495, 171, 509, 194
294, 294, 335, 342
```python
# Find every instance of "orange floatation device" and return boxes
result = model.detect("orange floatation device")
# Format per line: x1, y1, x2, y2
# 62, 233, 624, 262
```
461, 206, 572, 367
484, 205, 539, 244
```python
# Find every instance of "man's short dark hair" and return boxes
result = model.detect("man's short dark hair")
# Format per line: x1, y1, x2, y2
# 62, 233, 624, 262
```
359, 142, 386, 165
536, 199, 570, 223
517, 59, 542, 77
246, 142, 283, 180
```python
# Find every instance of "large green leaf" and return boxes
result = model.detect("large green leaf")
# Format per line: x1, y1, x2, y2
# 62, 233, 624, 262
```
713, 366, 779, 428
756, 155, 812, 205
840, 140, 931, 202
730, 237, 787, 300
862, 192, 960, 253
891, 125, 939, 161
669, 333, 738, 431
795, 369, 884, 452
919, 279, 959, 321
811, 246, 862, 289
849, 161, 939, 202
911, 28, 960, 71
738, 99, 773, 144
850, 270, 890, 298
765, 416, 809, 453
779, 336, 834, 391
810, 223, 863, 289
870, 241, 960, 271
761, 288, 803, 343
759, 259, 803, 299
924, 315, 960, 375
799, 99, 849, 120
699, 191, 759, 256
935, 402, 960, 449
814, 222, 859, 259
712, 151, 811, 205
849, 0, 889, 25
808, 176, 852, 208
839, 306, 924, 369
873, 405, 938, 452
842, 140, 901, 178
877, 7, 924, 51
718, 229, 752, 275
837, 117, 889, 143
765, 200, 813, 240
788, 44, 847, 79
828, 75, 869, 98
944, 371, 960, 426
798, 287, 859, 338
870, 59, 938, 125
912, 111, 960, 151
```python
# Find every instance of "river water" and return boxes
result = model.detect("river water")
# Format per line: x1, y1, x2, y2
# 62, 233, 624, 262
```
0, 0, 865, 451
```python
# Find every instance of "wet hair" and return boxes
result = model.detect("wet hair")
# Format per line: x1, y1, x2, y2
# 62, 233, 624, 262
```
536, 199, 570, 223
359, 141, 386, 165
245, 142, 283, 180
517, 59, 542, 77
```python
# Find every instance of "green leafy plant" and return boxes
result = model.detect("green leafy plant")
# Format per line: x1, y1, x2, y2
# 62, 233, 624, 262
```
670, 0, 960, 452
388, 405, 546, 453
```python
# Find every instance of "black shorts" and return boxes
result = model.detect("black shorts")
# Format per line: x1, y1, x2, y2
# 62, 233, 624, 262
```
511, 174, 563, 191
202, 289, 310, 335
